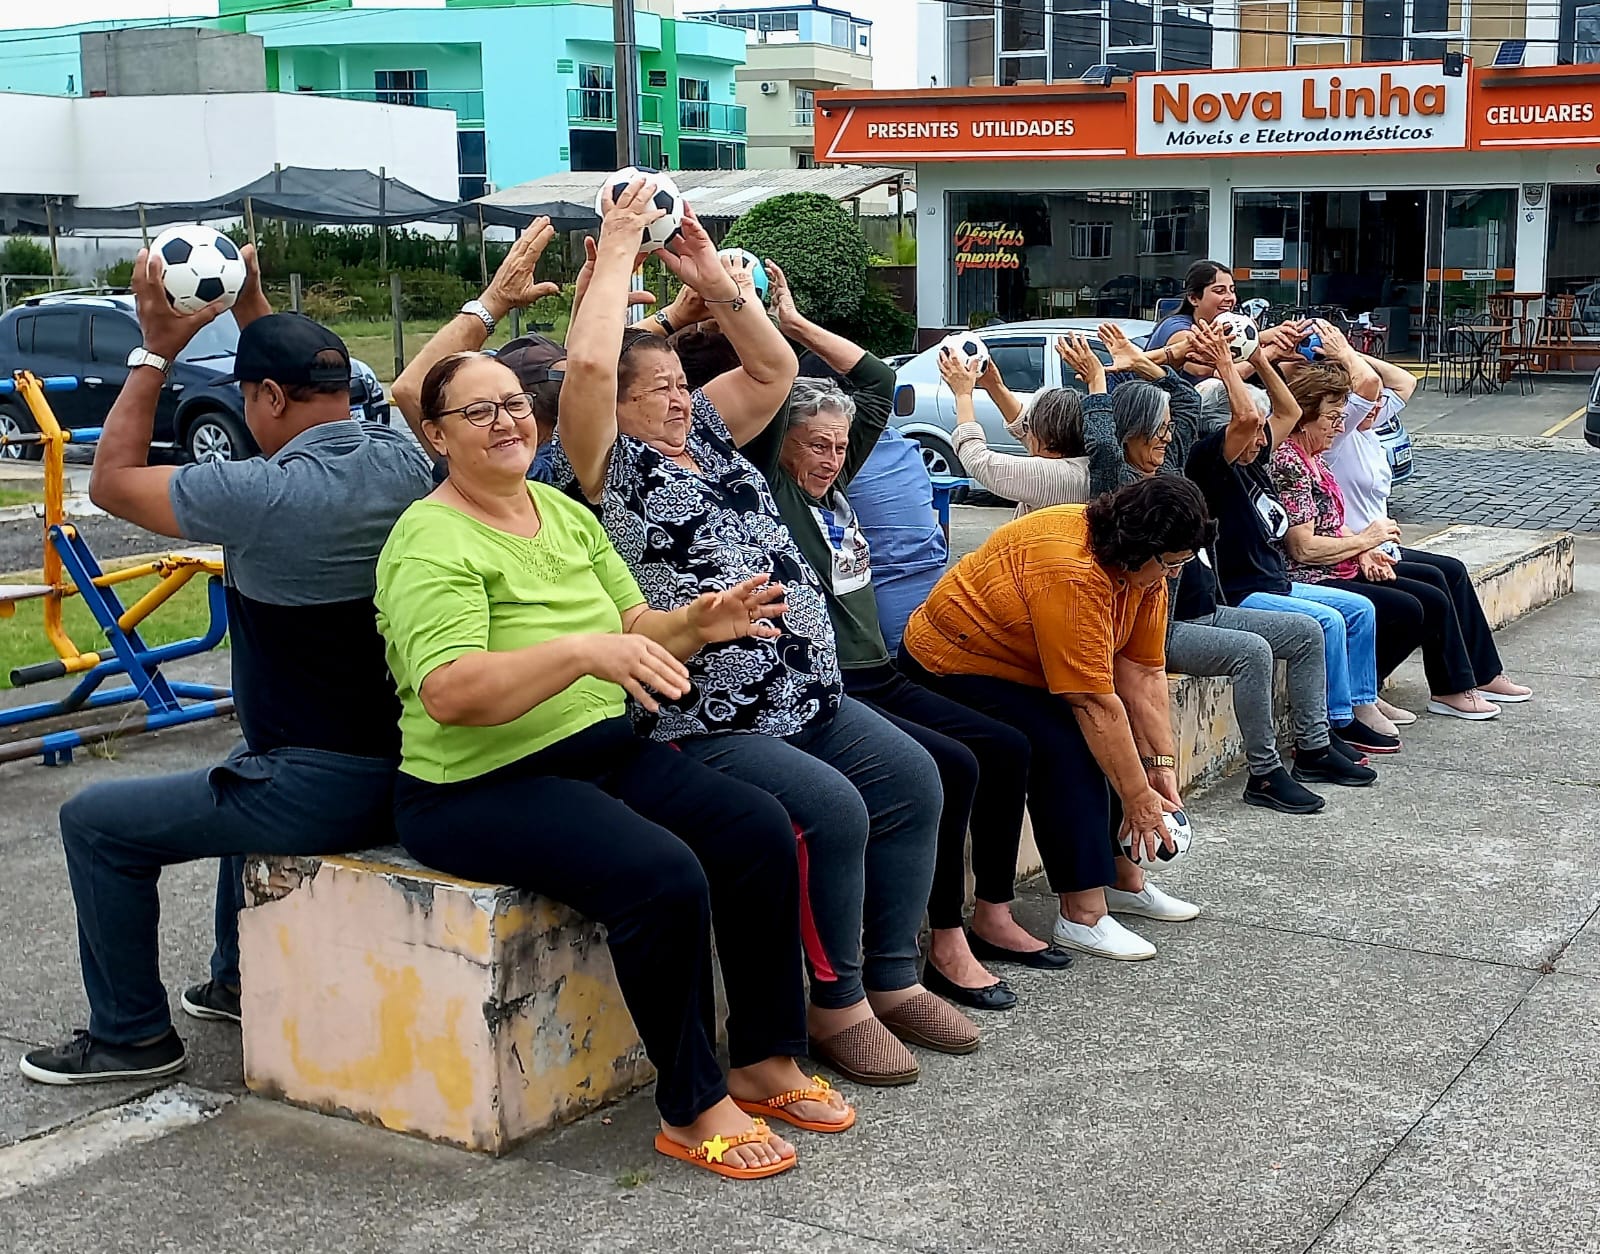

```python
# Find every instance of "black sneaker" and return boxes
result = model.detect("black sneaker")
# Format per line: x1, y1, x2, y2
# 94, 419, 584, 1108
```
1294, 744, 1379, 787
1325, 735, 1370, 766
181, 980, 242, 1024
1333, 718, 1402, 755
1243, 766, 1326, 815
20, 1028, 187, 1086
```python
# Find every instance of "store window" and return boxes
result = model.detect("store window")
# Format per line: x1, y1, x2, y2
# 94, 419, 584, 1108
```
948, 189, 1209, 326
1546, 185, 1600, 334
1560, 0, 1600, 61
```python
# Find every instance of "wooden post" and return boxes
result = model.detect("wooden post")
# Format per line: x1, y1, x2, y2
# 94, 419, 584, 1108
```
477, 204, 489, 288
43, 198, 59, 279
137, 203, 151, 250
289, 272, 302, 313
390, 271, 404, 382
244, 196, 257, 249
895, 177, 905, 238
378, 165, 388, 273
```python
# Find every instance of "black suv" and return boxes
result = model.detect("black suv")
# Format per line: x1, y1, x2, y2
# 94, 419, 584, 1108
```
0, 294, 390, 463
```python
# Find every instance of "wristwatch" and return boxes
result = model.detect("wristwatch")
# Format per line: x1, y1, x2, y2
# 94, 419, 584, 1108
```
1140, 754, 1176, 770
653, 309, 676, 336
126, 347, 172, 377
460, 299, 496, 334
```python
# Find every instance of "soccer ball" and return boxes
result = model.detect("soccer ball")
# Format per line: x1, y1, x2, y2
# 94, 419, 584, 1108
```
716, 248, 769, 302
1118, 809, 1194, 868
150, 225, 246, 314
937, 331, 990, 374
1212, 311, 1260, 363
595, 166, 685, 253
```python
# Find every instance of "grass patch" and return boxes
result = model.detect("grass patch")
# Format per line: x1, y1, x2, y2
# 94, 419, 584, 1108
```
0, 487, 44, 508
614, 1169, 652, 1189
323, 316, 570, 384
0, 572, 223, 690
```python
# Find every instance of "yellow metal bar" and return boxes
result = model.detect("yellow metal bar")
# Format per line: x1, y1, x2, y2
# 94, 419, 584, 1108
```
92, 563, 167, 589
117, 568, 200, 633
13, 371, 79, 664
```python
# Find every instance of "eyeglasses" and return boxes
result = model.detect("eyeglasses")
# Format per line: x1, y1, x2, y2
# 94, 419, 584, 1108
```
1160, 555, 1197, 574
1152, 422, 1176, 442
438, 393, 536, 426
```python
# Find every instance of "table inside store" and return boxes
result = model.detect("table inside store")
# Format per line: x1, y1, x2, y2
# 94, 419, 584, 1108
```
1449, 322, 1512, 395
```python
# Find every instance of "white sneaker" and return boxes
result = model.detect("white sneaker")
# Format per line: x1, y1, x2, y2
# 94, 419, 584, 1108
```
1052, 913, 1157, 961
1426, 693, 1501, 721
1104, 882, 1202, 922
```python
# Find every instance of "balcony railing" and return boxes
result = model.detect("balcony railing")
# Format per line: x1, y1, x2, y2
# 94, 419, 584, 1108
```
793, 108, 815, 127
679, 99, 747, 135
566, 88, 663, 128
296, 88, 485, 126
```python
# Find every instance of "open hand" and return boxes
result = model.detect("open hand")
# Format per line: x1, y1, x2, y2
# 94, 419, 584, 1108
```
1190, 319, 1237, 372
1055, 333, 1106, 392
581, 634, 691, 714
1358, 548, 1398, 581
763, 258, 801, 333
1098, 322, 1154, 375
1120, 786, 1178, 865
598, 177, 668, 254
660, 207, 741, 303
133, 248, 231, 362
938, 347, 983, 397
483, 217, 561, 320
1311, 318, 1353, 359
686, 574, 788, 645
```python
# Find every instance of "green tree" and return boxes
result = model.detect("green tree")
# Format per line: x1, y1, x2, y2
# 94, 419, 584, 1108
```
722, 193, 870, 324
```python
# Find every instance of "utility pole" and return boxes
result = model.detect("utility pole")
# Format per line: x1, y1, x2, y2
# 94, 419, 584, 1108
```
612, 0, 641, 169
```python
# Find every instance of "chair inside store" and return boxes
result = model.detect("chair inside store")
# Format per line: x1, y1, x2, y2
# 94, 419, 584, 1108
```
1530, 294, 1580, 373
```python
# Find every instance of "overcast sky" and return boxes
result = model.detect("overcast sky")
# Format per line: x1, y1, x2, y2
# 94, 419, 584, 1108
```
1, 0, 919, 86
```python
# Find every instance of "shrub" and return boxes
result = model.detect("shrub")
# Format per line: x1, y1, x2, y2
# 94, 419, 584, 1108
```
831, 280, 916, 360
100, 259, 136, 289
722, 193, 870, 324
0, 236, 53, 278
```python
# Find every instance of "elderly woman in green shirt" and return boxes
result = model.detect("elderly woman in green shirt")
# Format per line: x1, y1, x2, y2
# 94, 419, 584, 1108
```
374, 350, 853, 1182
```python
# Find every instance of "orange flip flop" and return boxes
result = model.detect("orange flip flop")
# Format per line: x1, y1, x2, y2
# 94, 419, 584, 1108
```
734, 1075, 857, 1134
652, 1118, 797, 1180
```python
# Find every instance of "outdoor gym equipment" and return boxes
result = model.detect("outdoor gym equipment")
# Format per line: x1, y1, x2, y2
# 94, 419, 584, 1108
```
0, 371, 232, 766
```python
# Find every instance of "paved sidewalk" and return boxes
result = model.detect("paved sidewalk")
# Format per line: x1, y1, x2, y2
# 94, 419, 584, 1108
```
2, 549, 1599, 1254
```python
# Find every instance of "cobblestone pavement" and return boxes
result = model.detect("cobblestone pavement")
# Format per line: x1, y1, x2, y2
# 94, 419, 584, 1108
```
1392, 445, 1600, 532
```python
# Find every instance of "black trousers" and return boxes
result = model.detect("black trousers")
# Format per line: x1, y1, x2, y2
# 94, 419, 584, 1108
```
1322, 547, 1501, 694
394, 717, 806, 1128
844, 662, 1031, 930
897, 653, 1117, 895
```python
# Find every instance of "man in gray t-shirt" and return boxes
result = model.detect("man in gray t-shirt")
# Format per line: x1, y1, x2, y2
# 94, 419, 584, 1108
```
21, 248, 431, 1088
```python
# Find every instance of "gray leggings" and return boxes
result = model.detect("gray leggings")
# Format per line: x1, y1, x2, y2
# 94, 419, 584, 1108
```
1168, 605, 1330, 775
676, 696, 941, 1009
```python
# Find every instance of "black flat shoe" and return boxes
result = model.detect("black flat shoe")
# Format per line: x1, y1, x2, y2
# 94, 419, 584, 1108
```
922, 962, 1017, 1011
966, 931, 1075, 970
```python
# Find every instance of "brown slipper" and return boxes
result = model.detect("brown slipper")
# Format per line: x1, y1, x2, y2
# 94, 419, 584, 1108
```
877, 991, 980, 1056
808, 1018, 919, 1087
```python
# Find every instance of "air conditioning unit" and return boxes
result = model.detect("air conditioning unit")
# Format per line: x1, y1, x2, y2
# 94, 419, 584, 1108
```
759, 81, 778, 95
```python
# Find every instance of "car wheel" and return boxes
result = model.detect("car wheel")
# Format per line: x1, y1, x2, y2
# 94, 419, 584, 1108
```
185, 411, 252, 464
0, 403, 43, 462
912, 433, 969, 503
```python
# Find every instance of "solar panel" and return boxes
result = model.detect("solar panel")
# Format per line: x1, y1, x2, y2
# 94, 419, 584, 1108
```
1492, 40, 1527, 66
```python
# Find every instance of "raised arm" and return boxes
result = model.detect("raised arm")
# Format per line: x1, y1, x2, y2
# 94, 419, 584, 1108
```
1313, 319, 1381, 401
1364, 351, 1418, 403
944, 349, 1085, 505
1106, 320, 1204, 472
88, 248, 236, 537
392, 218, 560, 453
568, 232, 660, 331
666, 210, 797, 445
976, 359, 1025, 426
559, 179, 664, 502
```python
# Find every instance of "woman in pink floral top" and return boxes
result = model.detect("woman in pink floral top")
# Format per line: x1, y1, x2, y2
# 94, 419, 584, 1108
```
1270, 367, 1501, 721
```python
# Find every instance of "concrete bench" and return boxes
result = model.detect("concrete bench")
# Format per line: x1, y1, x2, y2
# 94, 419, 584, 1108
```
240, 523, 1573, 1153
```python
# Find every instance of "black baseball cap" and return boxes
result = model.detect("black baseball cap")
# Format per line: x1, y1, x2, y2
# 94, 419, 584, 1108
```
215, 313, 350, 387
495, 333, 566, 386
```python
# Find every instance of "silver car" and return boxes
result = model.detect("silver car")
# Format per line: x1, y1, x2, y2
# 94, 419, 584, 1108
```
889, 317, 1156, 478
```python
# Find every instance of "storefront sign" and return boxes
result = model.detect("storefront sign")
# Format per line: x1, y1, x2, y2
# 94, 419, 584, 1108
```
815, 89, 1130, 162
953, 222, 1026, 274
1135, 64, 1468, 157
1472, 67, 1600, 148
1253, 237, 1285, 261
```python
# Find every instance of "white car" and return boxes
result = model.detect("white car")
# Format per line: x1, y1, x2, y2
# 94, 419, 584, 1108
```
889, 318, 1156, 478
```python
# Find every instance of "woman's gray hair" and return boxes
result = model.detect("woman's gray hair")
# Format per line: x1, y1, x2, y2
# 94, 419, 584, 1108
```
789, 379, 856, 426
1113, 380, 1172, 445
1017, 388, 1085, 457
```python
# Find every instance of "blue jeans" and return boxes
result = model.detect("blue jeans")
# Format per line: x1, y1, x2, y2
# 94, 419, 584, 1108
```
675, 696, 941, 1009
1240, 584, 1378, 724
59, 743, 397, 1044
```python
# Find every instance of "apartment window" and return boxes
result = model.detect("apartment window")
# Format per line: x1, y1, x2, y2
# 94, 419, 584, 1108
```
374, 68, 427, 107
953, 0, 1213, 86
758, 10, 799, 31
797, 151, 818, 168
1139, 209, 1191, 255
1072, 221, 1114, 258
1561, 0, 1600, 61
680, 76, 711, 132
576, 63, 614, 122
679, 138, 746, 169
794, 86, 815, 127
647, 68, 669, 88
1409, 0, 1465, 61
457, 130, 488, 201
716, 12, 757, 28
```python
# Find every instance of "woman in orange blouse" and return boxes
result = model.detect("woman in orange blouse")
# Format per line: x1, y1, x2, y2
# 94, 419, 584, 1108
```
900, 475, 1213, 962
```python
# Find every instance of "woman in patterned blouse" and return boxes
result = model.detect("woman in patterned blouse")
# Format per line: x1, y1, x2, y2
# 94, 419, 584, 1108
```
547, 177, 979, 1086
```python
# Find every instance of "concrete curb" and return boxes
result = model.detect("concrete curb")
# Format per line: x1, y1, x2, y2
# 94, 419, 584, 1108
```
1412, 433, 1598, 454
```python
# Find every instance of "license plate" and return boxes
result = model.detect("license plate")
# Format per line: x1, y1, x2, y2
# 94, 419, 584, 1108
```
1393, 455, 1412, 473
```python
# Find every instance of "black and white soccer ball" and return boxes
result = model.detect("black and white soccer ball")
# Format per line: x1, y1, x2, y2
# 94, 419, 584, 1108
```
594, 166, 685, 253
149, 225, 246, 314
1213, 311, 1260, 363
937, 331, 990, 374
1118, 808, 1193, 867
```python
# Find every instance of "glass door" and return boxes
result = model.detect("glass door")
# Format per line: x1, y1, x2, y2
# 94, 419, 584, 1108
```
1424, 189, 1518, 327
1232, 191, 1306, 319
